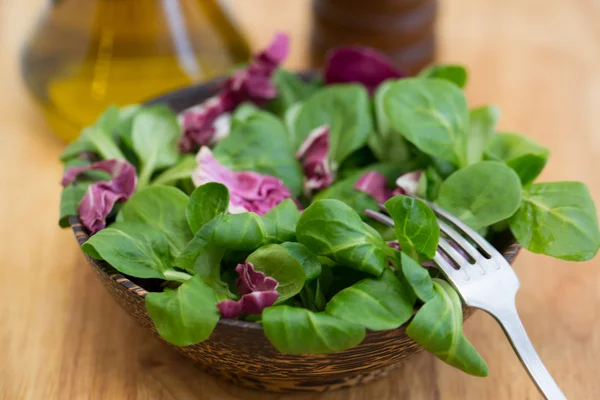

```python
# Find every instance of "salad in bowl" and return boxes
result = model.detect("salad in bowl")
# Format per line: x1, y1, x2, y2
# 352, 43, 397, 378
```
59, 33, 600, 387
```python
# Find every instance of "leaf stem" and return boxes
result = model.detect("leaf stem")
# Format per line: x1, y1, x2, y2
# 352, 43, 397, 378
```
88, 128, 126, 160
163, 270, 193, 282
152, 167, 193, 186
137, 162, 153, 190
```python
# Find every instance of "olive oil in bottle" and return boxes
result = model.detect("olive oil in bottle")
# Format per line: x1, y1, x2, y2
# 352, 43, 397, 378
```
21, 0, 250, 142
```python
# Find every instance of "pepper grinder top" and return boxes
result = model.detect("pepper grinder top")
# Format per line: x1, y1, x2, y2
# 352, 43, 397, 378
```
310, 0, 438, 75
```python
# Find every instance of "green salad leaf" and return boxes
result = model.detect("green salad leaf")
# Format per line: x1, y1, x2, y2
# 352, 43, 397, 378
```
191, 245, 233, 300
296, 199, 391, 276
437, 161, 522, 229
368, 80, 411, 163
417, 166, 444, 201
176, 199, 299, 271
398, 252, 436, 303
59, 185, 87, 228
175, 217, 223, 274
131, 105, 181, 188
384, 78, 469, 167
145, 275, 220, 346
211, 199, 299, 250
265, 69, 322, 117
385, 195, 440, 262
209, 214, 272, 251
485, 132, 549, 185
260, 198, 300, 242
406, 279, 488, 376
151, 155, 196, 187
467, 105, 500, 165
247, 244, 306, 302
186, 183, 229, 234
82, 222, 189, 282
232, 102, 261, 122
118, 186, 192, 257
112, 104, 142, 148
281, 242, 322, 281
419, 64, 468, 88
294, 84, 373, 164
509, 182, 600, 261
299, 276, 328, 312
263, 306, 365, 354
326, 269, 415, 331
213, 110, 303, 196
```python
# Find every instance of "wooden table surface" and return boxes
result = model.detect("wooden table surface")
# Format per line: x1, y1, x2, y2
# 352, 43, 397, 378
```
2, 0, 600, 398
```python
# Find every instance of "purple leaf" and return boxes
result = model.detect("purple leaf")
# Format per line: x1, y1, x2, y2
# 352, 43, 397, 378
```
217, 262, 280, 318
62, 159, 131, 187
296, 125, 335, 194
74, 160, 137, 233
78, 184, 128, 233
387, 240, 401, 251
354, 171, 393, 203
178, 98, 230, 153
240, 291, 279, 315
324, 46, 405, 93
254, 32, 290, 74
179, 33, 290, 153
216, 300, 244, 319
235, 262, 278, 295
393, 170, 422, 196
193, 147, 293, 215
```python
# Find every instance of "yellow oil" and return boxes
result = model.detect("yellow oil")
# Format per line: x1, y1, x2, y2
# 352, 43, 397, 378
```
21, 0, 250, 142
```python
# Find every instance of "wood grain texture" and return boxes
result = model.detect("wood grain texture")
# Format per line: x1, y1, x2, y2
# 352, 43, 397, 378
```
2, 0, 600, 399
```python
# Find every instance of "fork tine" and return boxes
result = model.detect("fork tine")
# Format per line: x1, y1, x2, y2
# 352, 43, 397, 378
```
437, 220, 481, 261
433, 250, 464, 283
417, 198, 501, 258
437, 236, 472, 270
365, 209, 394, 227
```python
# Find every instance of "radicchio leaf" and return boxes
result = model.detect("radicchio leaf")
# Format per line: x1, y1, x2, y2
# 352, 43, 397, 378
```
354, 170, 423, 204
217, 262, 279, 318
179, 33, 290, 153
62, 159, 128, 187
296, 125, 335, 194
354, 171, 392, 203
387, 240, 401, 251
216, 300, 244, 319
324, 46, 405, 93
236, 261, 278, 294
177, 99, 231, 153
394, 170, 422, 196
193, 147, 293, 215
66, 160, 137, 233
240, 291, 280, 315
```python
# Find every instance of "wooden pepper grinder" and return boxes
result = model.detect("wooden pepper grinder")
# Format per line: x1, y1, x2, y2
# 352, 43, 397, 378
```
310, 0, 437, 75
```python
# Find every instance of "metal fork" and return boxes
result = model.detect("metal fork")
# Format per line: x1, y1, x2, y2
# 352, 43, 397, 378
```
366, 201, 567, 400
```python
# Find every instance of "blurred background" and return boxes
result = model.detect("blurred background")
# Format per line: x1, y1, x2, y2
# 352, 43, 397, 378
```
2, 0, 600, 399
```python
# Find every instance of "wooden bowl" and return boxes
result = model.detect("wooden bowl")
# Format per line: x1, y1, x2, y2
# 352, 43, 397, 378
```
69, 78, 522, 393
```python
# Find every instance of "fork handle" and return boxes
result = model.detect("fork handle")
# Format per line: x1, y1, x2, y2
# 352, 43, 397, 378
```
492, 306, 567, 400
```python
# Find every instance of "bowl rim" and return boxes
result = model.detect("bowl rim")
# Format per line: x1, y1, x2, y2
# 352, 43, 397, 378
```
68, 74, 523, 332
